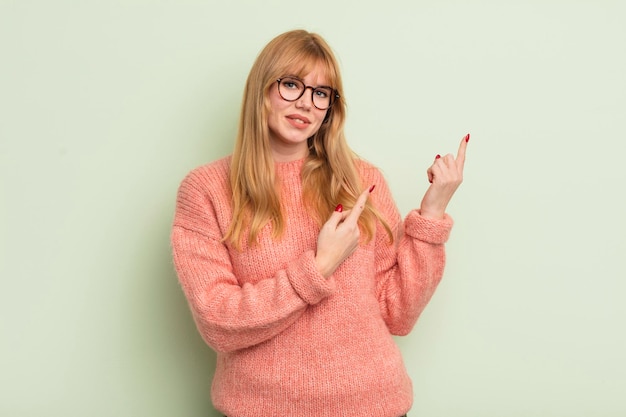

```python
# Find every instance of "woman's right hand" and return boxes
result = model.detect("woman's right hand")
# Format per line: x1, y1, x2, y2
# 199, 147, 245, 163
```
314, 186, 373, 278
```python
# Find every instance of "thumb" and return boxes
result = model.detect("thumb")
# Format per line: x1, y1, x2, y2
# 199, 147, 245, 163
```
325, 204, 347, 228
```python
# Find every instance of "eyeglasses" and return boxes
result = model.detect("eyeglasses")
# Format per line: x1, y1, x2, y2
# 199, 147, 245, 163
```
276, 77, 339, 110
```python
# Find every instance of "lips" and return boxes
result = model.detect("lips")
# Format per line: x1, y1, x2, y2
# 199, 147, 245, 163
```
286, 114, 310, 129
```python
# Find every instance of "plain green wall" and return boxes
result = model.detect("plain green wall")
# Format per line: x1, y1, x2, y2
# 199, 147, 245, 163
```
2, 1, 625, 416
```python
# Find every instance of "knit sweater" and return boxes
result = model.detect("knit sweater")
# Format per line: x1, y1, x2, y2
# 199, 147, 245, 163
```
171, 156, 453, 417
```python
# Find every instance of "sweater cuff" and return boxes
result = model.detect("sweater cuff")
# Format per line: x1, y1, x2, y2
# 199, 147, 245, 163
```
286, 250, 336, 305
404, 210, 454, 244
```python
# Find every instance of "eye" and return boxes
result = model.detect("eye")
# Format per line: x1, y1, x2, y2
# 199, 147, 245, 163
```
281, 78, 302, 90
314, 88, 330, 98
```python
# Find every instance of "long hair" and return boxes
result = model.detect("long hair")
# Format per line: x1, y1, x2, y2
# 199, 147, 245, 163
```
224, 29, 392, 249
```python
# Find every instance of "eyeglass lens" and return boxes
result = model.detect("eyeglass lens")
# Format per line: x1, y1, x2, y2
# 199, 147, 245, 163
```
278, 78, 333, 110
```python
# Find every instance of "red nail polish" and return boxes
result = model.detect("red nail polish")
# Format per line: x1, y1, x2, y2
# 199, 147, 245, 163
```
465, 133, 470, 143
369, 185, 376, 193
335, 204, 343, 212
435, 154, 441, 159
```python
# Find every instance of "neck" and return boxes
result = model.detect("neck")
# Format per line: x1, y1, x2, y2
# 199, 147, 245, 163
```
270, 143, 309, 162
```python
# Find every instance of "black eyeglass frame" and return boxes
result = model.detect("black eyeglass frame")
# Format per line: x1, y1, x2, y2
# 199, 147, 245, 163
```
276, 77, 340, 110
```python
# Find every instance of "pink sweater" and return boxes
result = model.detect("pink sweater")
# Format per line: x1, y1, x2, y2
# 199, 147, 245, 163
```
171, 156, 453, 417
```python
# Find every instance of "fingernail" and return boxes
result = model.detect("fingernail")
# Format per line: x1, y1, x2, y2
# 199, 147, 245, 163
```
335, 204, 343, 212
465, 133, 470, 143
435, 154, 441, 159
369, 185, 376, 193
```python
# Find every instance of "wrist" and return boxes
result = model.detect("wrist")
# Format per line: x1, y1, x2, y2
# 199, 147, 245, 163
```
314, 254, 333, 278
418, 208, 445, 220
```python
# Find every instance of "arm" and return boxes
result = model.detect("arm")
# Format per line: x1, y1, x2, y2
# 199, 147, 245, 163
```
373, 133, 468, 334
373, 176, 453, 335
171, 170, 335, 353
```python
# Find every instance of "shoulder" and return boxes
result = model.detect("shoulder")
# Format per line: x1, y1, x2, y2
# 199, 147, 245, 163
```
173, 156, 233, 238
355, 158, 401, 224
177, 155, 232, 203
355, 158, 387, 186
182, 155, 231, 187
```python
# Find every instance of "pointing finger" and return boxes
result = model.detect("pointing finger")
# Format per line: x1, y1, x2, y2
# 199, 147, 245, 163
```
456, 133, 469, 171
345, 187, 372, 224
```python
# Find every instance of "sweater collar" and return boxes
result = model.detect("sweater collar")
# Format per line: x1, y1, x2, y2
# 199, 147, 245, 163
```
274, 157, 305, 176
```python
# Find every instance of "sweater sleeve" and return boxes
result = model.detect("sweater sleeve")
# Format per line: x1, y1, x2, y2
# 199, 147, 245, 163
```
369, 168, 453, 335
171, 168, 336, 353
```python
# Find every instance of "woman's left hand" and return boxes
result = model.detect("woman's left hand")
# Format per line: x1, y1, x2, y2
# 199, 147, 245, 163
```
420, 133, 469, 219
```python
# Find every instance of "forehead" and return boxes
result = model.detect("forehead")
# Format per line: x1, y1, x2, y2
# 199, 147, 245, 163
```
285, 60, 332, 86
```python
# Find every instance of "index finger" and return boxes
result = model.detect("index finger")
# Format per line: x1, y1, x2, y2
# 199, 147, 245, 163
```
345, 188, 371, 224
456, 133, 470, 171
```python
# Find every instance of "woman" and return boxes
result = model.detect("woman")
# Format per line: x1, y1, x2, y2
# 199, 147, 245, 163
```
171, 29, 468, 417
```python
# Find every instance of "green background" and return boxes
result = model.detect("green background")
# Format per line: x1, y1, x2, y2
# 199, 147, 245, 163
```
2, 0, 625, 415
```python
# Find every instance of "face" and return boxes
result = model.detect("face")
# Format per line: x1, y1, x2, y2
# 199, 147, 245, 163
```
267, 65, 330, 161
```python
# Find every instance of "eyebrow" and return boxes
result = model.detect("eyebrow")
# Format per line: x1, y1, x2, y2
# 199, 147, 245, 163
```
283, 74, 333, 89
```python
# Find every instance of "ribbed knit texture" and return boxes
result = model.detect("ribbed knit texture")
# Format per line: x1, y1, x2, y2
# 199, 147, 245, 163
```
171, 156, 453, 417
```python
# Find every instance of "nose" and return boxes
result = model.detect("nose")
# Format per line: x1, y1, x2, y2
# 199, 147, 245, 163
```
295, 87, 315, 109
